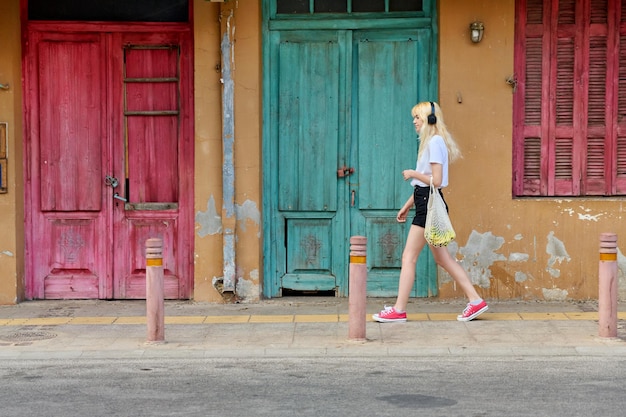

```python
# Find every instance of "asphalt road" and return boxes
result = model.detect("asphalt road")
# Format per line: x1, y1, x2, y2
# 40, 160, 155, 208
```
0, 357, 624, 417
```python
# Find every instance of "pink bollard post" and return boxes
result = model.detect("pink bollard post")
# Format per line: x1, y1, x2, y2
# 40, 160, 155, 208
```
598, 233, 618, 338
348, 236, 368, 341
146, 238, 165, 342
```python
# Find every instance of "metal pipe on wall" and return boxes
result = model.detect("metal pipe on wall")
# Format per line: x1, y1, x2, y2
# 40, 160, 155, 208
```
220, 6, 236, 292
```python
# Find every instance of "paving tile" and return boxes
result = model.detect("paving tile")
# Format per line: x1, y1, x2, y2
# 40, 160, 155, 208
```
427, 313, 459, 321
518, 312, 569, 320
204, 315, 250, 324
164, 316, 206, 324
114, 317, 147, 324
249, 315, 294, 323
564, 312, 599, 320
69, 317, 117, 325
295, 314, 338, 323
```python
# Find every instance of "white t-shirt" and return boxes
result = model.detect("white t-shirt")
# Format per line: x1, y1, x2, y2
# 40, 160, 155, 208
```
410, 135, 449, 188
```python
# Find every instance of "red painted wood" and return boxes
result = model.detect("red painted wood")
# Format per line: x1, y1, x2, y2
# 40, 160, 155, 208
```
112, 31, 194, 300
515, 0, 626, 196
38, 38, 103, 211
127, 116, 179, 203
24, 25, 194, 300
24, 32, 110, 299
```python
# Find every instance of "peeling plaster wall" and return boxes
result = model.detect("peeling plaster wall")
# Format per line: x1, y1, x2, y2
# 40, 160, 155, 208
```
618, 249, 626, 301
1, 0, 622, 304
193, 2, 226, 302
438, 0, 626, 301
0, 0, 23, 304
197, 0, 626, 303
193, 1, 262, 302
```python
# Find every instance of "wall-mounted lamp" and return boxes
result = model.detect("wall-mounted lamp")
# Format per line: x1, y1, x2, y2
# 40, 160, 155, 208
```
470, 21, 484, 43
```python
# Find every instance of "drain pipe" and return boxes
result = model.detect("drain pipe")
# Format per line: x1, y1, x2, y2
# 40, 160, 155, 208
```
220, 8, 236, 292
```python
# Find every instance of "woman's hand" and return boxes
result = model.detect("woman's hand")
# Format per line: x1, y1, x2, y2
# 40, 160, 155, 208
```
402, 169, 416, 181
397, 206, 409, 223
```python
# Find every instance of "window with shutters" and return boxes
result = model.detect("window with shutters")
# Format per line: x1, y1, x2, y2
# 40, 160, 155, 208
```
513, 0, 626, 196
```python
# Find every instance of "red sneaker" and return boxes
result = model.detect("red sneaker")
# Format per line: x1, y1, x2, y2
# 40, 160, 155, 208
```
457, 300, 488, 322
373, 306, 407, 323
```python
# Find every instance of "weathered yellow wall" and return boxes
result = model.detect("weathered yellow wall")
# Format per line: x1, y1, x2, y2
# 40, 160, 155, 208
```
193, 0, 262, 302
0, 0, 24, 304
194, 0, 626, 302
230, 0, 263, 301
439, 0, 625, 301
0, 0, 622, 304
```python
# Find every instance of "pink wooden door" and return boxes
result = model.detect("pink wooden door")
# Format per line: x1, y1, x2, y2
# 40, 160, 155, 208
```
25, 31, 110, 299
24, 29, 193, 299
111, 32, 194, 299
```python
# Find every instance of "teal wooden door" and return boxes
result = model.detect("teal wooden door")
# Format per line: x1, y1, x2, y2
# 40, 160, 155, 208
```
350, 29, 437, 297
265, 27, 438, 297
270, 30, 347, 295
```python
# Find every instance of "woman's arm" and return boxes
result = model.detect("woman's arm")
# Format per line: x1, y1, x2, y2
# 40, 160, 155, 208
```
401, 162, 443, 187
430, 163, 443, 187
397, 195, 414, 223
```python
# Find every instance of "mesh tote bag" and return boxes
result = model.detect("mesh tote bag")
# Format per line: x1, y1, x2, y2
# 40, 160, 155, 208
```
424, 177, 456, 247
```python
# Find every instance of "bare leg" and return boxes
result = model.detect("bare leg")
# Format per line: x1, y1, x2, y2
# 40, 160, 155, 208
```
431, 246, 481, 301
393, 225, 427, 312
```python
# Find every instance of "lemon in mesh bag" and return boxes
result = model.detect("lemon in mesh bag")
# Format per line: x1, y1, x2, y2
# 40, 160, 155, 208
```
424, 179, 456, 247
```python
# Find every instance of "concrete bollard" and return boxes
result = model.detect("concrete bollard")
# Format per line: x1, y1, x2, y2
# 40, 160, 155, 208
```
598, 233, 618, 338
146, 238, 165, 342
348, 236, 367, 341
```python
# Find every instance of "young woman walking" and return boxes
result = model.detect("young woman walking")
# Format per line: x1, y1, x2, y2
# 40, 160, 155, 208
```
373, 102, 488, 323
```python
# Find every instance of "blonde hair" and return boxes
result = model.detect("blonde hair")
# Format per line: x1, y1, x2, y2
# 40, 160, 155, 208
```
411, 102, 462, 163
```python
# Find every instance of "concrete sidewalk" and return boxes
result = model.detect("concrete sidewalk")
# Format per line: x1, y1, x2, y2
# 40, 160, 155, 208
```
0, 298, 625, 359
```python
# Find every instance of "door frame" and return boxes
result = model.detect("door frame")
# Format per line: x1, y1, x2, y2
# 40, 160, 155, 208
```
261, 2, 439, 298
22, 20, 194, 299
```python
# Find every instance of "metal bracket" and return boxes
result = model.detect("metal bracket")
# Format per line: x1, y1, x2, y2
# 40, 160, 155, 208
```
0, 122, 7, 193
505, 75, 517, 93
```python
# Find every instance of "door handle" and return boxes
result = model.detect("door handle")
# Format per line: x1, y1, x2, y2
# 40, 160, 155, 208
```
337, 166, 354, 178
113, 192, 127, 202
351, 190, 355, 207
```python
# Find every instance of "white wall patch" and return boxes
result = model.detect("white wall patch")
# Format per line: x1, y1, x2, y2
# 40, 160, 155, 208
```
458, 231, 506, 288
546, 231, 571, 277
195, 196, 222, 237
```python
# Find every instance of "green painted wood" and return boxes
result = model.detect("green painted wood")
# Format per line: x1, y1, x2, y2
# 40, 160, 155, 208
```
269, 17, 432, 31
277, 34, 340, 212
350, 29, 438, 297
272, 30, 347, 295
416, 245, 437, 297
282, 274, 337, 292
263, 1, 439, 298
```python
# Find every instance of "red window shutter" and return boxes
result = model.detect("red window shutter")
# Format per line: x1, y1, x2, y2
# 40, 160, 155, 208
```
615, 29, 626, 192
557, 0, 576, 24
520, 39, 543, 200
584, 34, 609, 194
553, 37, 576, 196
515, 0, 626, 196
514, 0, 546, 196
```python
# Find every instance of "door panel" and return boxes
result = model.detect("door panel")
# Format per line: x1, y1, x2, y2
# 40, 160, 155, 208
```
26, 33, 109, 299
125, 46, 180, 203
25, 29, 193, 300
267, 28, 437, 297
277, 38, 340, 212
112, 34, 192, 299
352, 30, 438, 297
116, 215, 179, 298
276, 31, 345, 293
38, 38, 103, 212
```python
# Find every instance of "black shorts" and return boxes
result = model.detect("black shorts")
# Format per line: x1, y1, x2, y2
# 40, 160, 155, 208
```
412, 185, 448, 228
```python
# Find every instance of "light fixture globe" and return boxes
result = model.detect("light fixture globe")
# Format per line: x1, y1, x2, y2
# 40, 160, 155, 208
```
470, 21, 484, 43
